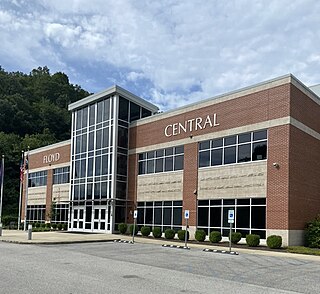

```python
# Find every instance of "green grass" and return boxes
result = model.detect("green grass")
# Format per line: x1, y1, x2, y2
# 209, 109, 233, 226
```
287, 246, 320, 256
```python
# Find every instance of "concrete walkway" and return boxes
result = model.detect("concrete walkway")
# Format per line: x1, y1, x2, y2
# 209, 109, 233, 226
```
1, 229, 319, 261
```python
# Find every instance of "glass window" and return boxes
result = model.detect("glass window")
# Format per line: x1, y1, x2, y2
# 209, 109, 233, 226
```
96, 129, 102, 149
165, 148, 173, 156
117, 154, 127, 176
103, 99, 110, 121
251, 198, 266, 205
238, 133, 251, 143
154, 208, 162, 225
174, 155, 184, 170
224, 136, 236, 146
211, 149, 222, 166
137, 208, 144, 225
198, 207, 209, 226
212, 138, 223, 148
88, 132, 94, 151
89, 104, 95, 125
130, 102, 141, 122
173, 207, 182, 226
253, 130, 267, 141
155, 158, 164, 173
142, 108, 152, 118
210, 207, 221, 227
238, 144, 251, 162
252, 141, 267, 160
146, 159, 154, 174
163, 208, 171, 225
116, 181, 126, 199
251, 206, 266, 229
236, 207, 250, 228
145, 207, 153, 224
164, 157, 173, 172
97, 101, 103, 123
138, 145, 184, 175
156, 150, 164, 157
139, 161, 146, 175
199, 141, 210, 150
119, 97, 129, 121
224, 146, 236, 164
199, 151, 210, 167
118, 126, 128, 149
175, 146, 184, 154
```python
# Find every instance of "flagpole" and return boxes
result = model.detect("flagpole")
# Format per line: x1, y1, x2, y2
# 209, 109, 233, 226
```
23, 148, 29, 231
17, 151, 24, 231
0, 155, 4, 226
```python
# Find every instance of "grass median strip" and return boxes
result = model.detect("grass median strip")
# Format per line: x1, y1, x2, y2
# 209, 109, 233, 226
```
286, 246, 320, 256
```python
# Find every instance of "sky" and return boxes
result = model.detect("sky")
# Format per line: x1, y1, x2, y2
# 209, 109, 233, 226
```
1, 0, 320, 111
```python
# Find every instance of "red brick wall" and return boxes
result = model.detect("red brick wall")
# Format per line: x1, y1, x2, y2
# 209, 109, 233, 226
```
290, 84, 320, 133
27, 144, 70, 170
182, 143, 198, 227
266, 125, 290, 230
45, 170, 53, 222
130, 84, 290, 149
288, 126, 320, 229
21, 143, 71, 222
127, 153, 138, 223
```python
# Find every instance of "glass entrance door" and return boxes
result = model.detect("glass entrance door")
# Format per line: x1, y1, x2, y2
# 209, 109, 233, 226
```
93, 206, 106, 232
72, 207, 84, 231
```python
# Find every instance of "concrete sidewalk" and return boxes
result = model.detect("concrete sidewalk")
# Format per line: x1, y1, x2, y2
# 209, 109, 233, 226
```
1, 229, 319, 261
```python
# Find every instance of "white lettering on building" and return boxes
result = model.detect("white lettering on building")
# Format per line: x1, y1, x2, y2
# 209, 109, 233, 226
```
164, 114, 220, 137
43, 152, 61, 164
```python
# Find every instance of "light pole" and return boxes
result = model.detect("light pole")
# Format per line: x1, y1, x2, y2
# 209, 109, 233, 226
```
23, 148, 30, 231
18, 150, 24, 230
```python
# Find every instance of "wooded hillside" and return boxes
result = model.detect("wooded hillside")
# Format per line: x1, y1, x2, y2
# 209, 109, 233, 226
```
0, 66, 89, 219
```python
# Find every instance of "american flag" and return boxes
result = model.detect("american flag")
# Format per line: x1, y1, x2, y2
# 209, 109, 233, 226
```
20, 159, 24, 182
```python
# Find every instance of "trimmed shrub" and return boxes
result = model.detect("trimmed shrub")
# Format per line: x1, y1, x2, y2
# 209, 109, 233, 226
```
129, 224, 138, 235
230, 232, 242, 244
141, 226, 151, 237
1, 215, 16, 226
35, 222, 41, 228
195, 230, 206, 242
209, 231, 222, 243
177, 230, 189, 241
305, 215, 320, 248
57, 223, 63, 230
51, 223, 57, 230
246, 234, 260, 247
164, 229, 175, 239
118, 223, 128, 234
267, 235, 282, 249
40, 223, 46, 228
62, 223, 68, 230
45, 223, 51, 229
152, 227, 162, 238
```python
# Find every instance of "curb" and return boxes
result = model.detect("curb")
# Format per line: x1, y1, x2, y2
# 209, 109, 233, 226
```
114, 240, 134, 244
162, 244, 190, 250
203, 248, 239, 255
0, 239, 121, 245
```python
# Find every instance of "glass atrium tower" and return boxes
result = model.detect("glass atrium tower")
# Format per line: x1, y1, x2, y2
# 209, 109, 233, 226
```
68, 86, 158, 232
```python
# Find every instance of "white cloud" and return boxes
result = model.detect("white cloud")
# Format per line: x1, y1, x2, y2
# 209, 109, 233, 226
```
0, 0, 320, 110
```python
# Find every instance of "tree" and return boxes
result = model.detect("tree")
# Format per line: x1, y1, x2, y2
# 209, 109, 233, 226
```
0, 66, 90, 219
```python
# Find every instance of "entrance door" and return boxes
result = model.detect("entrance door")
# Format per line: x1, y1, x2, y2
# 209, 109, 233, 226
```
72, 207, 84, 231
93, 206, 107, 232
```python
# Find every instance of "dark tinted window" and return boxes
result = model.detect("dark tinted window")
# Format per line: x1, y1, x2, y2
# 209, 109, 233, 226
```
119, 97, 129, 121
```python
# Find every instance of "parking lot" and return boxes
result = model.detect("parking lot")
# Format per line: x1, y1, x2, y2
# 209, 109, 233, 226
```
0, 240, 319, 293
